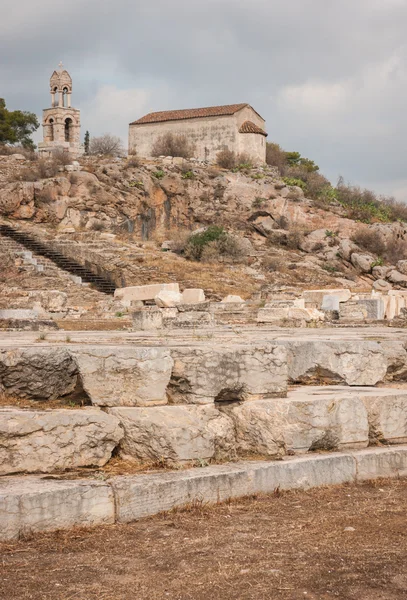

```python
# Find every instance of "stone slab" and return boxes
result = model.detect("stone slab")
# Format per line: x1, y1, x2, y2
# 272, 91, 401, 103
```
0, 408, 123, 475
111, 453, 356, 522
0, 477, 114, 541
71, 346, 173, 407
115, 283, 180, 302
351, 446, 407, 480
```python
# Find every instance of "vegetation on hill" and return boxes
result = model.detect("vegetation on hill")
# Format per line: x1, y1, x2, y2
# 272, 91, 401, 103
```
0, 98, 39, 149
266, 142, 407, 224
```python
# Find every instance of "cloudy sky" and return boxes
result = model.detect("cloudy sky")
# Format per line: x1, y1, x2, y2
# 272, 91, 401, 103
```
2, 0, 407, 198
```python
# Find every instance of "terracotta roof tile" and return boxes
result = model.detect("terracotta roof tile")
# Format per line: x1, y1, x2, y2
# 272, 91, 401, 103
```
239, 121, 268, 136
131, 103, 251, 125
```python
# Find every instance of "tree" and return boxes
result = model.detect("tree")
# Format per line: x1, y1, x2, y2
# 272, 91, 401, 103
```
84, 130, 90, 154
0, 98, 39, 149
89, 133, 124, 156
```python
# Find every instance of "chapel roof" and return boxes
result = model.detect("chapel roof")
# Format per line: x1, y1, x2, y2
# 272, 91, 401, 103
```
239, 120, 268, 136
131, 103, 264, 125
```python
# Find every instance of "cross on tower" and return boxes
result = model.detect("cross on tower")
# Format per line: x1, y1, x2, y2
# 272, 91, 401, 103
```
58, 61, 63, 70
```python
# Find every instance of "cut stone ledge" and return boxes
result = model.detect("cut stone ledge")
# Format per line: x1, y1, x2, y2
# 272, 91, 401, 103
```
1, 446, 407, 540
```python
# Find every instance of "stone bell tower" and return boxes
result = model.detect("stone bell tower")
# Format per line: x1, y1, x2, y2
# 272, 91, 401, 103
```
38, 63, 84, 158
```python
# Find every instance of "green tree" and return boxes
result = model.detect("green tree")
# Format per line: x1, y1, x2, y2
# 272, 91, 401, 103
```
0, 98, 39, 149
84, 130, 90, 154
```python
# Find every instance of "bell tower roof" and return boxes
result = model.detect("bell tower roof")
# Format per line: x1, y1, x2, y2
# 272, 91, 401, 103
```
49, 63, 72, 92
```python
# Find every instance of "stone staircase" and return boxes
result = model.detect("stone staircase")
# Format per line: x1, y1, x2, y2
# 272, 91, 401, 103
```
1, 331, 407, 540
0, 223, 116, 295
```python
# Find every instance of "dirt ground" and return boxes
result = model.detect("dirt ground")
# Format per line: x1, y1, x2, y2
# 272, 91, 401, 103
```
1, 479, 406, 600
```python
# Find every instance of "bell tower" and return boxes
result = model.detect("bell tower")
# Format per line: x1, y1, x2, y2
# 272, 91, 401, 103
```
38, 63, 84, 158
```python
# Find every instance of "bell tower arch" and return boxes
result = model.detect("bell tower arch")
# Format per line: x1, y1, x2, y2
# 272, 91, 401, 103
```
38, 62, 84, 158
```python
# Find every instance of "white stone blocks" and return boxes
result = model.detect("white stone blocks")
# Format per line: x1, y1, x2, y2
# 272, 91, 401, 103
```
0, 408, 123, 475
168, 343, 287, 404
0, 477, 115, 540
181, 288, 206, 304
282, 340, 387, 386
132, 307, 163, 330
114, 283, 180, 302
71, 346, 173, 407
108, 405, 235, 464
303, 289, 351, 306
154, 290, 183, 307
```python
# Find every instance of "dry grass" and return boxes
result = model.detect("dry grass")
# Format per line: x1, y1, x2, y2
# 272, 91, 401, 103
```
1, 479, 406, 599
0, 392, 84, 409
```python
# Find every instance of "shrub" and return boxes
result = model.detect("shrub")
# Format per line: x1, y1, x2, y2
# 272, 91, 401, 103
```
283, 177, 307, 190
351, 229, 387, 257
252, 197, 268, 209
274, 215, 290, 230
265, 143, 286, 173
263, 255, 285, 272
216, 148, 253, 170
90, 221, 105, 231
181, 170, 194, 180
52, 149, 72, 166
151, 133, 195, 159
200, 234, 249, 263
184, 226, 225, 260
216, 148, 236, 169
125, 156, 140, 169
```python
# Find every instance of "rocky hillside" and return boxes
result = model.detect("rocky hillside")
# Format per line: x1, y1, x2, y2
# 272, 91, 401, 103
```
1, 152, 407, 302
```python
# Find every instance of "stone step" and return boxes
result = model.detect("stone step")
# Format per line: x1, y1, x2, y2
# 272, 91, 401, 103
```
1, 445, 407, 541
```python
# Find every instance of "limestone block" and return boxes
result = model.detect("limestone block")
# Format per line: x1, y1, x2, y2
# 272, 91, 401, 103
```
350, 253, 374, 273
0, 348, 78, 400
111, 454, 356, 523
321, 295, 340, 311
132, 307, 163, 330
360, 390, 407, 444
387, 270, 407, 287
0, 477, 114, 541
181, 288, 206, 304
227, 392, 368, 457
0, 408, 123, 475
373, 279, 392, 292
257, 307, 289, 322
108, 405, 235, 464
167, 311, 214, 329
168, 343, 287, 404
114, 283, 180, 302
385, 295, 397, 320
221, 295, 245, 303
351, 446, 407, 481
71, 346, 173, 407
303, 289, 351, 306
339, 301, 368, 322
283, 340, 387, 386
357, 298, 384, 320
154, 290, 183, 307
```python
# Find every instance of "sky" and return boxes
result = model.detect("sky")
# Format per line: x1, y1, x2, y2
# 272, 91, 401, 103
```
2, 0, 407, 198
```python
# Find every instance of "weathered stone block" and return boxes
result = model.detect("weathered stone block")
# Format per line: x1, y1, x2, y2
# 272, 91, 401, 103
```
339, 301, 368, 322
282, 340, 387, 386
360, 390, 407, 444
114, 283, 180, 302
303, 289, 351, 306
154, 290, 183, 307
71, 346, 173, 406
0, 348, 78, 400
321, 295, 340, 311
108, 405, 235, 464
357, 298, 384, 320
0, 477, 114, 540
181, 288, 206, 304
227, 391, 368, 458
132, 307, 163, 330
0, 408, 123, 475
351, 446, 407, 480
168, 343, 287, 404
257, 307, 289, 322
